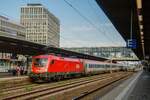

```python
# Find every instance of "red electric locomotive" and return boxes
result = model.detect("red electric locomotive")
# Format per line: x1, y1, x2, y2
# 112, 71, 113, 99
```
30, 54, 85, 81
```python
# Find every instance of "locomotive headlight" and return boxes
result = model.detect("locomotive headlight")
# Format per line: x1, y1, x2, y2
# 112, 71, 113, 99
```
45, 67, 48, 72
31, 67, 33, 72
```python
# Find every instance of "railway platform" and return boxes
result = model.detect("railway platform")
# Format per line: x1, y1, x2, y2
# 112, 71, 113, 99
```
0, 72, 12, 78
0, 71, 28, 78
101, 70, 150, 100
0, 75, 28, 82
0, 75, 30, 89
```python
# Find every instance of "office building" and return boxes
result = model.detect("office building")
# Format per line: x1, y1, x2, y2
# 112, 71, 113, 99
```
20, 3, 60, 47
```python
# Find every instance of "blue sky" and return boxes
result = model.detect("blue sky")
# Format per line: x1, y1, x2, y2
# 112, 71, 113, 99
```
0, 0, 126, 47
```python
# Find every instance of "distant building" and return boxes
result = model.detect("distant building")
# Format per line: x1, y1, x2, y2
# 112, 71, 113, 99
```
0, 53, 27, 72
20, 3, 60, 47
64, 47, 138, 60
0, 15, 26, 72
0, 15, 25, 39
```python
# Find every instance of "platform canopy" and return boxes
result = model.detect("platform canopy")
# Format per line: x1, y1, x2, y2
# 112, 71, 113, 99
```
96, 0, 150, 60
0, 35, 107, 61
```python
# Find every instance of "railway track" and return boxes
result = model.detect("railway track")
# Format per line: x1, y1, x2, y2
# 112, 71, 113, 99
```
0, 72, 116, 97
36, 72, 133, 100
0, 83, 37, 93
72, 73, 132, 100
0, 72, 132, 100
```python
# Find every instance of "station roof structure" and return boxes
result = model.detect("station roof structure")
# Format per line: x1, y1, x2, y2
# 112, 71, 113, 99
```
0, 35, 107, 61
96, 0, 150, 60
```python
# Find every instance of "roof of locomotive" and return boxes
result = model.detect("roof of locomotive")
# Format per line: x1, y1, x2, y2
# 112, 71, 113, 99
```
32, 55, 49, 58
32, 54, 82, 62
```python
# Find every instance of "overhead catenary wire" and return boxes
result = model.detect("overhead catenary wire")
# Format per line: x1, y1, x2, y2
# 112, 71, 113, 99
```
87, 0, 104, 24
87, 0, 123, 46
63, 0, 119, 46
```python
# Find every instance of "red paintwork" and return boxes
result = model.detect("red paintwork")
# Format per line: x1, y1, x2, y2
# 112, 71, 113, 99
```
31, 55, 84, 74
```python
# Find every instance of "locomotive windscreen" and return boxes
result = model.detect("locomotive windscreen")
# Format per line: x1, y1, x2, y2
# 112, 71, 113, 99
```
33, 58, 48, 67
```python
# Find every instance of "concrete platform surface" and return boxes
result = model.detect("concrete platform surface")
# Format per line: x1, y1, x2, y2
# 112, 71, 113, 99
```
100, 71, 150, 100
0, 75, 28, 82
0, 72, 12, 78
126, 71, 150, 100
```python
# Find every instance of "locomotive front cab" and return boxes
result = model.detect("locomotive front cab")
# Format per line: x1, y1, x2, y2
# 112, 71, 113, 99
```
29, 55, 49, 81
32, 57, 48, 73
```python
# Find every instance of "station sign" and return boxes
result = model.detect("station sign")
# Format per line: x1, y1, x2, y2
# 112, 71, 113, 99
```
127, 39, 137, 49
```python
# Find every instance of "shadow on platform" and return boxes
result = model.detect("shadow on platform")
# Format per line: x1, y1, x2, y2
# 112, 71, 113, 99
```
126, 71, 150, 100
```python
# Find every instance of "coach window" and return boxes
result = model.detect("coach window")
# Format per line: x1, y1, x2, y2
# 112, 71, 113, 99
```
86, 64, 89, 68
91, 64, 93, 68
89, 64, 92, 68
85, 64, 87, 68
96, 64, 98, 68
90, 64, 92, 68
103, 64, 105, 68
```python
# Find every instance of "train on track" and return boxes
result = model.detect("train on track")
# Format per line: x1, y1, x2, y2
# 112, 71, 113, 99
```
29, 54, 131, 82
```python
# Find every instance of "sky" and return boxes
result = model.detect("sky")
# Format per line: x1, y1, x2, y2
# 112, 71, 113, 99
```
0, 0, 126, 47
